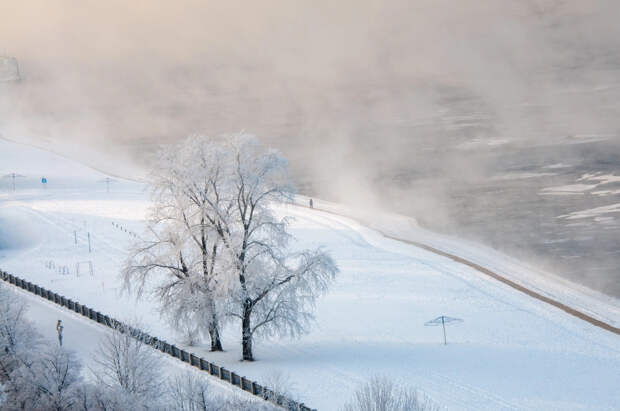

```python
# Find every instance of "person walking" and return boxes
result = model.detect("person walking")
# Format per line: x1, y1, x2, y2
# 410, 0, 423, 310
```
309, 198, 313, 209
56, 320, 64, 346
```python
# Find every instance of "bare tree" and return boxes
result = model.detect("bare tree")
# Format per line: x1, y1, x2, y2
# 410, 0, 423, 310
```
90, 324, 161, 406
342, 376, 439, 411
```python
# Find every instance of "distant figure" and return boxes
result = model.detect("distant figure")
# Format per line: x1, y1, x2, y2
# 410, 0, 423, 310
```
56, 320, 64, 346
41, 177, 48, 190
309, 198, 313, 209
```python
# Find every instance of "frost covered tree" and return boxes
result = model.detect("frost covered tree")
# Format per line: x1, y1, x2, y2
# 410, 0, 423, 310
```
123, 137, 230, 351
0, 285, 40, 381
90, 324, 162, 407
342, 376, 439, 411
126, 133, 337, 361
27, 347, 83, 411
0, 287, 84, 410
168, 372, 212, 411
169, 372, 280, 411
0, 285, 45, 410
221, 135, 338, 360
181, 134, 338, 361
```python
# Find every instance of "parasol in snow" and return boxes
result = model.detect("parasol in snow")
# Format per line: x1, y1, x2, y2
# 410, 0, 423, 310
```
424, 315, 463, 345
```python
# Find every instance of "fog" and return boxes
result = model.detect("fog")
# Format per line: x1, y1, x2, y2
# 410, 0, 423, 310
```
1, 0, 620, 294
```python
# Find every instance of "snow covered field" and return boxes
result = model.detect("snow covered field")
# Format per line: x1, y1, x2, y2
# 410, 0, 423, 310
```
1, 138, 620, 410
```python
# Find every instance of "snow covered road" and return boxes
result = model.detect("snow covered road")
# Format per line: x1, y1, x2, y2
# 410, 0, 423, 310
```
1, 139, 620, 410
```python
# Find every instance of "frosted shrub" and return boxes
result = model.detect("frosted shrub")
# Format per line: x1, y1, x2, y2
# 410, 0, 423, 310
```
169, 372, 212, 411
169, 372, 281, 411
261, 369, 297, 403
91, 323, 162, 406
342, 376, 439, 411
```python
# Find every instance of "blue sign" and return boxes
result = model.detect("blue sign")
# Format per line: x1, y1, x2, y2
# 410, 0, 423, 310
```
41, 177, 47, 184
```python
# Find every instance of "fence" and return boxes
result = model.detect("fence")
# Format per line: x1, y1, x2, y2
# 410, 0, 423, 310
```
0, 270, 315, 411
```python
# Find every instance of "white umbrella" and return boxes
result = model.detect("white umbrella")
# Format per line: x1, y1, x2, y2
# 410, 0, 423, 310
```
424, 315, 463, 345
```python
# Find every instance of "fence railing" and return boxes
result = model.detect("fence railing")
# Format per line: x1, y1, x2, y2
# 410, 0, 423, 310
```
0, 270, 315, 411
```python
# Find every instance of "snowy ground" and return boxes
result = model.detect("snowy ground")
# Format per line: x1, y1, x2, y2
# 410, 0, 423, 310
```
1, 138, 620, 410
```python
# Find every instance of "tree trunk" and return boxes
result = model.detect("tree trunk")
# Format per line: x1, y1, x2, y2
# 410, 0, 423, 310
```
208, 315, 223, 352
205, 294, 223, 351
208, 325, 223, 352
241, 299, 253, 361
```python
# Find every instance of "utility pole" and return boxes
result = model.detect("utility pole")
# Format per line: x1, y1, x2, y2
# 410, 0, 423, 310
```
3, 173, 25, 191
88, 232, 91, 253
99, 177, 116, 193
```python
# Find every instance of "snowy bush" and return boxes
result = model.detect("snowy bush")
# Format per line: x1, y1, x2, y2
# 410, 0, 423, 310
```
178, 322, 201, 347
168, 371, 283, 411
90, 323, 162, 407
261, 369, 297, 403
168, 372, 214, 411
342, 376, 439, 411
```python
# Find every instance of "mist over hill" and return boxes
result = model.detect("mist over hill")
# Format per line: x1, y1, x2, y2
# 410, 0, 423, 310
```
1, 0, 619, 295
